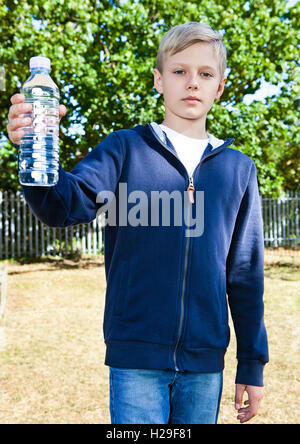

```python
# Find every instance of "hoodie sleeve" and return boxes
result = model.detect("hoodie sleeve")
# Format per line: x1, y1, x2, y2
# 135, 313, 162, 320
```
226, 160, 269, 387
21, 131, 125, 227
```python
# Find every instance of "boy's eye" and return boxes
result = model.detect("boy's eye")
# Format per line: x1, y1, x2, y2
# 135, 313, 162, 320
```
173, 70, 213, 77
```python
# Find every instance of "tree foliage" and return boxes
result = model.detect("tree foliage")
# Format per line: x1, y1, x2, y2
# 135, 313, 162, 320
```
0, 0, 299, 196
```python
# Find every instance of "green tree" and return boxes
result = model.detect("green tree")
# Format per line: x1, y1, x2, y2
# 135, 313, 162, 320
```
0, 0, 299, 196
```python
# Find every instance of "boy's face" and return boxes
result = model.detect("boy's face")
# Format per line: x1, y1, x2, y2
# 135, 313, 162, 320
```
153, 42, 226, 128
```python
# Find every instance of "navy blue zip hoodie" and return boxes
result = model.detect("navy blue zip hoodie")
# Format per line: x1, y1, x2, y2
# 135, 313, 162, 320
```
21, 123, 269, 386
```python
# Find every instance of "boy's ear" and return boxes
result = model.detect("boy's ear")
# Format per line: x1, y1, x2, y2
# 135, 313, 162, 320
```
153, 68, 163, 95
214, 77, 227, 101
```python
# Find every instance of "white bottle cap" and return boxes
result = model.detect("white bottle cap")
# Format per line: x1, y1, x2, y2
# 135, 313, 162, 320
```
29, 56, 51, 71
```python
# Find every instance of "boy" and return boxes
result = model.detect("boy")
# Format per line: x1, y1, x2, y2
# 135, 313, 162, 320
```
7, 22, 268, 424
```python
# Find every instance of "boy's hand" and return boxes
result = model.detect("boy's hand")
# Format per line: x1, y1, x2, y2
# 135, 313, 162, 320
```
7, 93, 67, 145
235, 384, 264, 423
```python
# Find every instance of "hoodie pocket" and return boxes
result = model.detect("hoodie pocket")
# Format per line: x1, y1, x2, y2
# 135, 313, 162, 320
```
220, 294, 228, 325
113, 261, 129, 317
219, 270, 228, 325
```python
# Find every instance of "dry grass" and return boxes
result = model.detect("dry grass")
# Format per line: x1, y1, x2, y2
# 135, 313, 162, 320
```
0, 252, 299, 424
0, 255, 109, 424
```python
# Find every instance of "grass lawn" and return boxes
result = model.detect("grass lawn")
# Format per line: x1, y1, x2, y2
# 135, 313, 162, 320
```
0, 253, 299, 424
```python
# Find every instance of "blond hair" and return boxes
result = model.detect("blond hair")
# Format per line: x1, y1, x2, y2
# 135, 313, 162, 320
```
155, 22, 227, 78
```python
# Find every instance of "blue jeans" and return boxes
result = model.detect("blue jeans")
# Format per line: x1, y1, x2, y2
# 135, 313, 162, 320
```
109, 367, 223, 424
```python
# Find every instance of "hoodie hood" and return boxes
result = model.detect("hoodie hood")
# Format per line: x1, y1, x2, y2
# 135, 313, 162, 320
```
149, 121, 227, 150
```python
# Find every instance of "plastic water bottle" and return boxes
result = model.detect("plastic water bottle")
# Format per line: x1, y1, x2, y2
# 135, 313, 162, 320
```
18, 56, 60, 186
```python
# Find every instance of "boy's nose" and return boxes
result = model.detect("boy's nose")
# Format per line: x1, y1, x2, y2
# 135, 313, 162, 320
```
186, 77, 200, 90
187, 83, 199, 90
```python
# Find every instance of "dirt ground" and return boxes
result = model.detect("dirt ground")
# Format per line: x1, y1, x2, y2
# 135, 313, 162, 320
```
0, 251, 299, 424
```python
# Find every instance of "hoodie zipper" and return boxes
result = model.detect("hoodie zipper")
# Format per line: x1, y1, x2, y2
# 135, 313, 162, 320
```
147, 123, 233, 371
187, 176, 195, 204
173, 200, 191, 371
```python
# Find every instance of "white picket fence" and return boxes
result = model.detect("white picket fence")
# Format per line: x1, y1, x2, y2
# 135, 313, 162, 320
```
0, 190, 299, 259
261, 191, 299, 247
0, 190, 104, 258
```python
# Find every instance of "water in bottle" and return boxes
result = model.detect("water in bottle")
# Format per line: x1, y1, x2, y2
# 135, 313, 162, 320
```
18, 56, 60, 186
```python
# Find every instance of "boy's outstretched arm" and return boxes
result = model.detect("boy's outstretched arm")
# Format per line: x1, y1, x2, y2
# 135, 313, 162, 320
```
226, 160, 269, 423
7, 94, 125, 228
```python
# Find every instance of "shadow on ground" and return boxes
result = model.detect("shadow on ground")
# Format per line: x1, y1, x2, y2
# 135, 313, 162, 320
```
1, 254, 105, 275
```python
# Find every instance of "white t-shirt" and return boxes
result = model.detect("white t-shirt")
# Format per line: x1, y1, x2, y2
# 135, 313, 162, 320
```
159, 124, 209, 177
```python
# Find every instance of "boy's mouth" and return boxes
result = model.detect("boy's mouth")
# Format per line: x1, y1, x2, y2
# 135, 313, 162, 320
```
183, 96, 200, 103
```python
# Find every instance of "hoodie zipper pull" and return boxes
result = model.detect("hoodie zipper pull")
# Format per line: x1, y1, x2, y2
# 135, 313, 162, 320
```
187, 176, 195, 204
